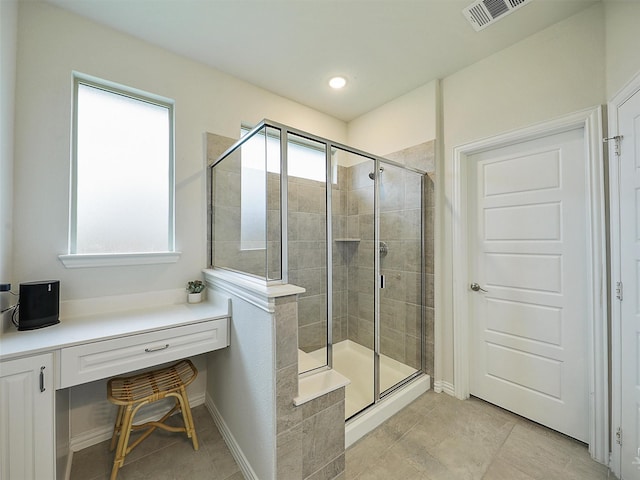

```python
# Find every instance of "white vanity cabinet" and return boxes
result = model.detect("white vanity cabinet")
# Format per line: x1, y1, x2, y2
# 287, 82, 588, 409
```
0, 298, 231, 479
0, 353, 55, 480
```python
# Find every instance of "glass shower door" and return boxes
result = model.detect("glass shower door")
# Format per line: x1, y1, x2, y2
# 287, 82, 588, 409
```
331, 152, 424, 418
332, 148, 376, 418
378, 163, 422, 394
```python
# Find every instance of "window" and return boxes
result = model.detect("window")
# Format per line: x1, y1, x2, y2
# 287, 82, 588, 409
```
237, 126, 334, 251
60, 75, 177, 267
239, 127, 279, 250
240, 126, 331, 182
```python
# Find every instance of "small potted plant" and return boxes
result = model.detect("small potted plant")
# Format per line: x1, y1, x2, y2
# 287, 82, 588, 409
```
186, 280, 205, 304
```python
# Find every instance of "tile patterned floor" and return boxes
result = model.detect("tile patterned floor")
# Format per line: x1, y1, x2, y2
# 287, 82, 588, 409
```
71, 391, 612, 480
70, 405, 243, 480
345, 391, 611, 480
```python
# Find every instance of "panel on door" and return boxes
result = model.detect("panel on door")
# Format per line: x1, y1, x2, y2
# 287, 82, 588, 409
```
469, 128, 588, 442
618, 90, 640, 480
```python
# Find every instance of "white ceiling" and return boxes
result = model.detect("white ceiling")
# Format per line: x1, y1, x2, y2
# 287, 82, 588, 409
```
45, 0, 598, 121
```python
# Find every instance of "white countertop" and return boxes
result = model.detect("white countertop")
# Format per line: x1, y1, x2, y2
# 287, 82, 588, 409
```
0, 301, 230, 361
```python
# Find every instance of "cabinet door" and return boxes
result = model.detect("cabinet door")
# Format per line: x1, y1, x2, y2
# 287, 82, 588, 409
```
0, 353, 55, 480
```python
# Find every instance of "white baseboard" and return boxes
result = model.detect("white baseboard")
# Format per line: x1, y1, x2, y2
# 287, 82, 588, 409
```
205, 394, 258, 480
69, 392, 206, 451
433, 380, 455, 396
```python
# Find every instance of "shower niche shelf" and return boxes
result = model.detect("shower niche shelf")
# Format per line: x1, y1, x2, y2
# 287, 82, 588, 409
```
334, 238, 361, 242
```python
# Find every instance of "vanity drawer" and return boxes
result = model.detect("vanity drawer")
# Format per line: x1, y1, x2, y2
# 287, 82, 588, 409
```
59, 318, 228, 388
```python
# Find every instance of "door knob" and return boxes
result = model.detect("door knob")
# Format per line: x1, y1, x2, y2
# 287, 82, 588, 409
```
470, 282, 488, 293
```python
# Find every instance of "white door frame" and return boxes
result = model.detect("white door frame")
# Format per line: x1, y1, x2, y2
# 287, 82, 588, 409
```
608, 70, 640, 478
452, 107, 609, 463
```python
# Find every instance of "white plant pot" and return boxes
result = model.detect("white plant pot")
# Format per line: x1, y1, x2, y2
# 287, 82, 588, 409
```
187, 292, 202, 304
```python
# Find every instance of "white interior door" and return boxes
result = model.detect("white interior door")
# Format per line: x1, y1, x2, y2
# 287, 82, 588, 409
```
468, 127, 589, 442
616, 87, 640, 480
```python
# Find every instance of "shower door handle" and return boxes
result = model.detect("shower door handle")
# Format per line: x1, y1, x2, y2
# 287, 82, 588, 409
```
380, 275, 385, 289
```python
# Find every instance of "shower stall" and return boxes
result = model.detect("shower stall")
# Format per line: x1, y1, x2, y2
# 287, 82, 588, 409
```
209, 120, 432, 426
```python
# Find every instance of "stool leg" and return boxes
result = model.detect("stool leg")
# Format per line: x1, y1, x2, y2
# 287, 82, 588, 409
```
110, 404, 133, 480
110, 405, 125, 452
176, 386, 199, 451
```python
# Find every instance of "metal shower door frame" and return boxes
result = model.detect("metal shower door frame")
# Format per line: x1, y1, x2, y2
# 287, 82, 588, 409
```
212, 119, 429, 405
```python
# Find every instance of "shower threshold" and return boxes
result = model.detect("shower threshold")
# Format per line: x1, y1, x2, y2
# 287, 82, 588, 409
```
298, 340, 426, 418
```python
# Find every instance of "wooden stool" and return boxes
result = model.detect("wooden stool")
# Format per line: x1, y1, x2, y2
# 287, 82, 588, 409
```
107, 359, 199, 480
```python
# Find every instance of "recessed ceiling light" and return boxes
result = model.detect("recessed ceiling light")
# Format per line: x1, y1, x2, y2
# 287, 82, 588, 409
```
328, 76, 347, 89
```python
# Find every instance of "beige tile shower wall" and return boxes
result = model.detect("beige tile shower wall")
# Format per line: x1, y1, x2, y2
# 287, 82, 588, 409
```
292, 165, 353, 353
289, 175, 329, 353
207, 133, 281, 280
332, 166, 350, 345
207, 133, 235, 268
346, 160, 376, 350
379, 166, 422, 371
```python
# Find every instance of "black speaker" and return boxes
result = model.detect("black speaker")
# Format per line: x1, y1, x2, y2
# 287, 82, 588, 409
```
18, 280, 60, 331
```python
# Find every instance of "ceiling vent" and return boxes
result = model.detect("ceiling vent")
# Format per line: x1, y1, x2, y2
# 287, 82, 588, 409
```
463, 0, 533, 32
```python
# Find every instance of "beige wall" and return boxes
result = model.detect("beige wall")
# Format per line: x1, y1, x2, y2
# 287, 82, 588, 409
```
12, 1, 346, 445
605, 2, 640, 98
346, 6, 610, 388
348, 81, 437, 156
13, 1, 347, 301
439, 4, 606, 386
0, 0, 17, 287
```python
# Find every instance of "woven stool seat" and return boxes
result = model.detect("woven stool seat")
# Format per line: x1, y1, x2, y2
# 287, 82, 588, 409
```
107, 359, 199, 480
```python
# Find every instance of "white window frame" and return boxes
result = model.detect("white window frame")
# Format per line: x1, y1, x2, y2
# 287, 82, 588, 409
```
59, 73, 180, 268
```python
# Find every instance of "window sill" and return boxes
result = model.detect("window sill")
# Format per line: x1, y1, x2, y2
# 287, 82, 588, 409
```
58, 252, 182, 269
